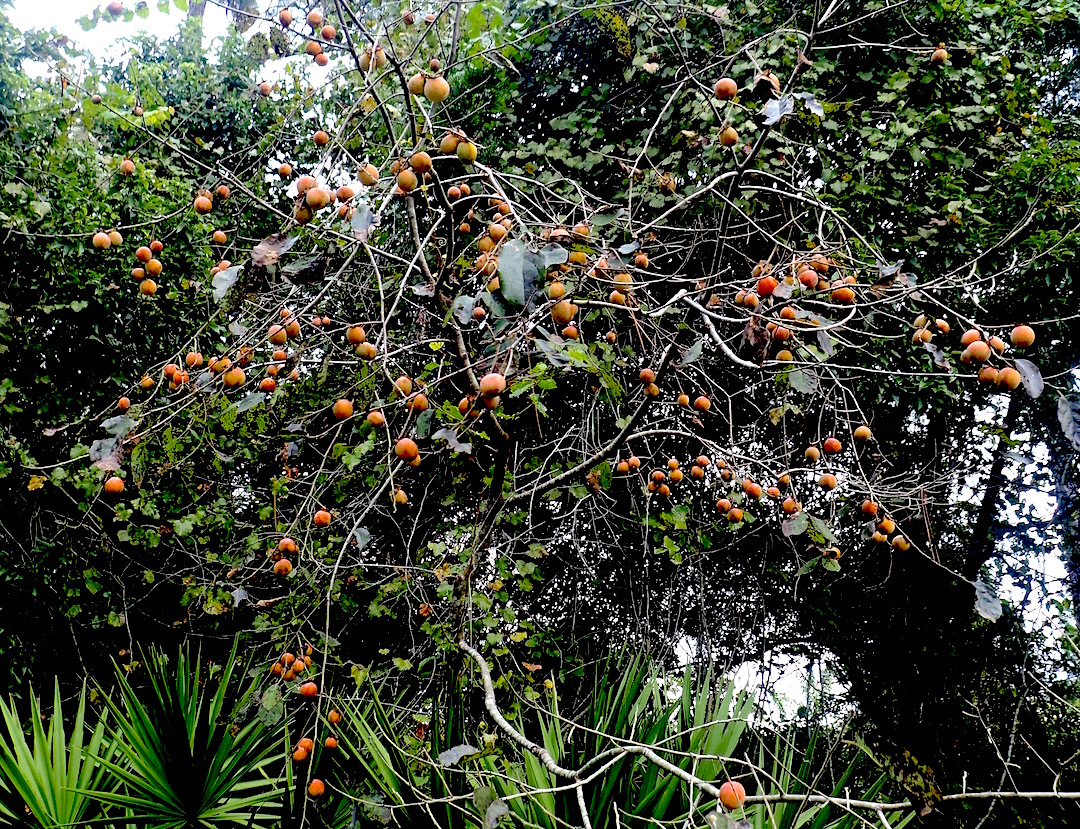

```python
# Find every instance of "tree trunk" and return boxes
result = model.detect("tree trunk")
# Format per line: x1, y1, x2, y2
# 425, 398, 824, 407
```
963, 392, 1022, 579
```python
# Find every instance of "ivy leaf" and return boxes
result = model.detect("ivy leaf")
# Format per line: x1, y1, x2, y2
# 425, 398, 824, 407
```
821, 557, 841, 572
1013, 358, 1043, 398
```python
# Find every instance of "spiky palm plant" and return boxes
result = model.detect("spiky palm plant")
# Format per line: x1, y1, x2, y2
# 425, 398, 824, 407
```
92, 642, 286, 828
0, 682, 110, 828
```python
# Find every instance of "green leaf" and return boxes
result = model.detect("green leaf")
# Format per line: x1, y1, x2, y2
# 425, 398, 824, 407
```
788, 368, 819, 394
782, 512, 808, 537
680, 340, 704, 365
497, 240, 539, 306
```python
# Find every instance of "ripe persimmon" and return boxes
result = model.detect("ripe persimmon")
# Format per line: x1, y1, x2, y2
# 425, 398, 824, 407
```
480, 372, 507, 397
313, 509, 332, 527
742, 479, 763, 499
719, 781, 746, 811
424, 75, 451, 103
996, 366, 1022, 389
1010, 325, 1035, 347
333, 399, 354, 419
714, 77, 738, 100
104, 476, 125, 494
274, 559, 293, 576
457, 141, 477, 163
395, 438, 419, 462
962, 340, 991, 363
299, 681, 318, 697
307, 779, 325, 797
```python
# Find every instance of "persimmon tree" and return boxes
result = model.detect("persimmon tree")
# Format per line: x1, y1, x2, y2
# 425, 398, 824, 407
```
1, 0, 1079, 826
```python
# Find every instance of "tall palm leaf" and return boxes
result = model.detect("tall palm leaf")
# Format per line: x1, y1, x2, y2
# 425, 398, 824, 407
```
0, 682, 110, 828
93, 641, 286, 828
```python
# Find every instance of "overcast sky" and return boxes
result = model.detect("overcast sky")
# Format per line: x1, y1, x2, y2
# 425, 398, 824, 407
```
8, 0, 231, 58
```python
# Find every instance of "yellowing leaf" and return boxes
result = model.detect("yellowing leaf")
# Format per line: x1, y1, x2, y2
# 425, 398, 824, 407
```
27, 475, 45, 491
